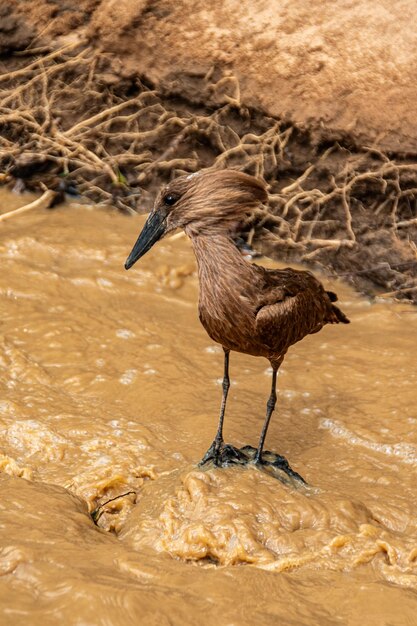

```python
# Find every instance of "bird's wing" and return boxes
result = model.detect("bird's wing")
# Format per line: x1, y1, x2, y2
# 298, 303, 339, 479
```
253, 266, 316, 309
253, 267, 331, 349
255, 290, 314, 348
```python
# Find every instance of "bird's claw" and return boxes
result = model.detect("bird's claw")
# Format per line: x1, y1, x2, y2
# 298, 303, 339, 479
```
199, 443, 306, 484
199, 441, 248, 467
240, 445, 307, 484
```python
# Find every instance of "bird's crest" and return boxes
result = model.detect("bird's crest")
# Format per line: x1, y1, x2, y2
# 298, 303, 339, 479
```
158, 169, 268, 235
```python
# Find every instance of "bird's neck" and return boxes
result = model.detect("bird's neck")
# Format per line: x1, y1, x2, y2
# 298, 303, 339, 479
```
190, 233, 253, 283
189, 233, 258, 351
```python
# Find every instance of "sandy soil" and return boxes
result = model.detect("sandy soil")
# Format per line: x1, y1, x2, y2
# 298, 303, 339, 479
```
5, 0, 417, 152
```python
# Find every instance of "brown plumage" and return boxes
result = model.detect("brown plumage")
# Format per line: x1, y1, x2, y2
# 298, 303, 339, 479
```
125, 169, 349, 480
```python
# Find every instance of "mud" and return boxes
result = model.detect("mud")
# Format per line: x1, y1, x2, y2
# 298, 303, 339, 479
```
0, 190, 416, 624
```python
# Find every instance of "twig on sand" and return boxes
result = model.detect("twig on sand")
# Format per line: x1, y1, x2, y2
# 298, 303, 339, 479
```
0, 189, 56, 222
90, 491, 137, 525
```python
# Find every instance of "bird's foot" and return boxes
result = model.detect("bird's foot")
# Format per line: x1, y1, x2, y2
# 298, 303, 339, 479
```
199, 441, 248, 467
199, 442, 306, 485
240, 445, 307, 485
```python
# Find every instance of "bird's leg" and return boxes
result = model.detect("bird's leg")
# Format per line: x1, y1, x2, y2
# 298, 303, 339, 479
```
213, 347, 230, 456
247, 362, 306, 484
199, 348, 230, 465
253, 366, 278, 464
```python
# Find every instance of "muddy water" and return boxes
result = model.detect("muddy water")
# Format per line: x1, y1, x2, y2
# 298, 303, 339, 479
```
0, 189, 416, 625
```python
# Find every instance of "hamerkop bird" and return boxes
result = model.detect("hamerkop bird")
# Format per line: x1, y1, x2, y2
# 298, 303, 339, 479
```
125, 169, 349, 481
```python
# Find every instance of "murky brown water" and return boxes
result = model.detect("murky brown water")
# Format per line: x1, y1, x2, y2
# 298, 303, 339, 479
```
1, 189, 416, 625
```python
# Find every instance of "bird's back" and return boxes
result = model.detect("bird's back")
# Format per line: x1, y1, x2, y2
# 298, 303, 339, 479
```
193, 234, 349, 362
253, 265, 349, 359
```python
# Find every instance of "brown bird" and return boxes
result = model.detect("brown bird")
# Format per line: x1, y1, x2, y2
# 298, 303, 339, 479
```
125, 169, 349, 481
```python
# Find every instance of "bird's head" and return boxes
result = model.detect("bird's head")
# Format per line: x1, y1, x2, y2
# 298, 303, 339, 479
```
125, 169, 268, 269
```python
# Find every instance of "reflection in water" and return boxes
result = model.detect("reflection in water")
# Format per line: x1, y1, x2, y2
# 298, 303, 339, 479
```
0, 190, 416, 624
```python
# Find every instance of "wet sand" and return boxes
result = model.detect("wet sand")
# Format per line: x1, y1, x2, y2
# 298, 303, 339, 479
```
0, 190, 416, 625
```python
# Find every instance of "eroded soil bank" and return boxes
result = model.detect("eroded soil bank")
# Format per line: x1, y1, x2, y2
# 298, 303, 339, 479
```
4, 0, 417, 152
0, 190, 416, 625
0, 1, 416, 301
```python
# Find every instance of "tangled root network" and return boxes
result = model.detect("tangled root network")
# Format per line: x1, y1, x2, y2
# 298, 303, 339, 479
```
0, 45, 416, 300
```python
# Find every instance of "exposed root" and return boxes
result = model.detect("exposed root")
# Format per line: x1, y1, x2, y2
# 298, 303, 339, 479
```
0, 44, 416, 301
0, 188, 56, 221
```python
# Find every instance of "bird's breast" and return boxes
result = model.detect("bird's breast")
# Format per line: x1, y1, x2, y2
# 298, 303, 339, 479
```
198, 284, 267, 357
191, 234, 273, 357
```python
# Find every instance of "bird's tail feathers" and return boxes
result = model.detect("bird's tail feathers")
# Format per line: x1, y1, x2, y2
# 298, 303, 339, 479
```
331, 304, 350, 324
325, 290, 350, 323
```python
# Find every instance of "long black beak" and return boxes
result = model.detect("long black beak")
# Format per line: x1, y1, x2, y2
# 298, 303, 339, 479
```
125, 211, 167, 270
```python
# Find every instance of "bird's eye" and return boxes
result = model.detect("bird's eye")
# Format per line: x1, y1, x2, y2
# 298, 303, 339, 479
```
163, 194, 178, 206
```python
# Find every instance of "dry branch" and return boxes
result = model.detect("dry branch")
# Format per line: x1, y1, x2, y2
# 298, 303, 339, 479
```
0, 189, 56, 222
